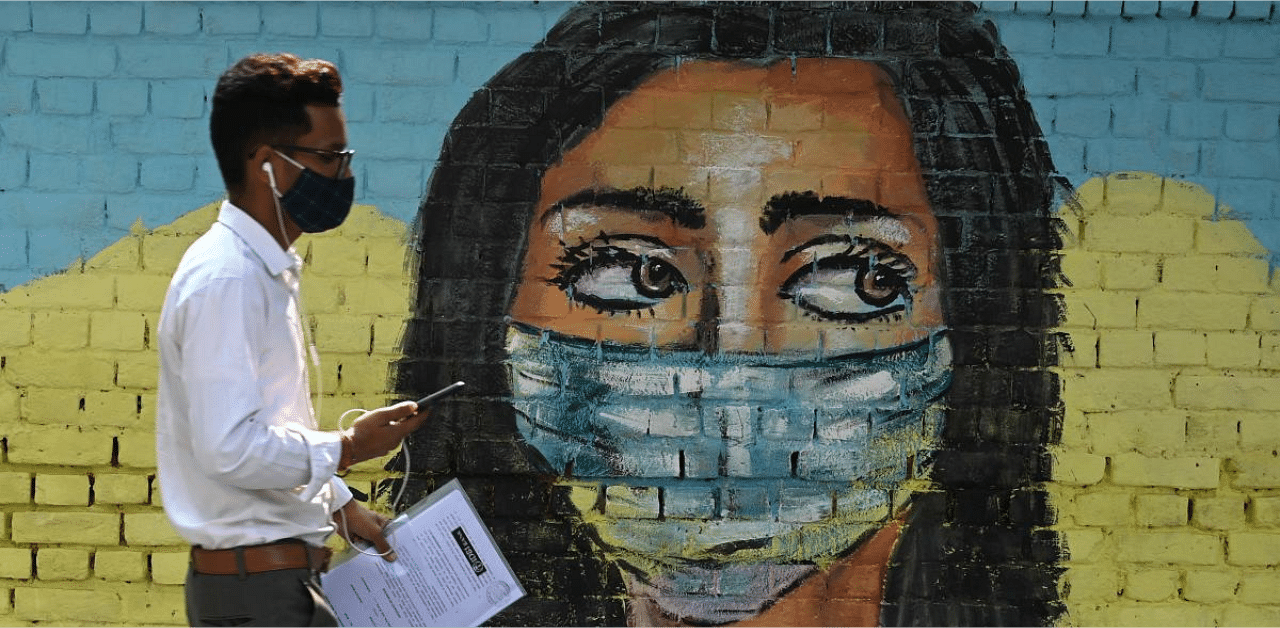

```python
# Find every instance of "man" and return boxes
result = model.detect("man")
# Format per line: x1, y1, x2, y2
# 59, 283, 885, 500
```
156, 53, 427, 627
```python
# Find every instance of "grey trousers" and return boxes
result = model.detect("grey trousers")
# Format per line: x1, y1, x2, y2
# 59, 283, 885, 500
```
184, 566, 339, 627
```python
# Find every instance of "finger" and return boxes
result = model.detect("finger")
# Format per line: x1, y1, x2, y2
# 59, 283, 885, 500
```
392, 408, 430, 434
366, 527, 394, 561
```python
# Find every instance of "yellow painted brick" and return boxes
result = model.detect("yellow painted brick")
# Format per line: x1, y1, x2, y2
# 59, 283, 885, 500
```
84, 233, 142, 271
1213, 257, 1271, 293
313, 314, 372, 354
1100, 254, 1159, 290
14, 586, 123, 622
1138, 292, 1252, 331
0, 548, 32, 579
1153, 330, 1206, 365
1097, 330, 1153, 367
112, 273, 171, 310
1227, 532, 1280, 566
1073, 491, 1132, 527
1239, 570, 1280, 603
371, 315, 407, 355
3, 349, 115, 388
342, 279, 412, 316
1162, 255, 1270, 293
123, 512, 185, 546
90, 310, 148, 351
1061, 370, 1172, 412
1183, 569, 1240, 603
334, 356, 395, 395
1060, 290, 1137, 328
150, 551, 188, 585
1052, 450, 1106, 486
1134, 494, 1189, 527
6, 425, 113, 465
1251, 296, 1280, 331
140, 232, 198, 272
365, 236, 413, 279
1115, 530, 1222, 565
1059, 407, 1090, 448
1060, 251, 1102, 289
1063, 565, 1121, 601
1123, 568, 1180, 602
1234, 452, 1280, 489
1206, 331, 1262, 368
85, 390, 143, 427
1160, 178, 1217, 217
1185, 411, 1240, 454
0, 310, 32, 347
20, 387, 76, 422
116, 352, 159, 389
1101, 601, 1215, 627
30, 310, 89, 350
1254, 496, 1280, 526
1262, 333, 1280, 368
1177, 374, 1280, 411
11, 512, 118, 545
330, 204, 403, 239
0, 384, 18, 423
35, 474, 90, 506
1111, 453, 1219, 489
300, 276, 343, 313
1103, 172, 1165, 216
1057, 330, 1098, 368
1196, 217, 1271, 254
0, 472, 32, 503
605, 485, 661, 519
94, 549, 147, 582
119, 583, 185, 625
117, 429, 157, 468
35, 548, 89, 581
1063, 528, 1106, 563
1084, 215, 1194, 253
1222, 605, 1280, 626
307, 237, 368, 277
1240, 413, 1280, 450
1193, 496, 1246, 530
94, 474, 150, 505
0, 271, 115, 309
1087, 409, 1187, 455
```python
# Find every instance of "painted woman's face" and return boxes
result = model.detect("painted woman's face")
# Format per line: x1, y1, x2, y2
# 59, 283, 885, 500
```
511, 58, 943, 355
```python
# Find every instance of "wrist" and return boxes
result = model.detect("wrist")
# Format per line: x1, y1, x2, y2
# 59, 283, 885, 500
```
338, 429, 356, 473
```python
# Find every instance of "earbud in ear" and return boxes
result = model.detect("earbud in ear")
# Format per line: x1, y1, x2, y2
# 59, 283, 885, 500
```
261, 162, 272, 174
261, 161, 277, 189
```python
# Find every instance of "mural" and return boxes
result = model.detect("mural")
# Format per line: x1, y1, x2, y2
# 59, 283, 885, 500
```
395, 2, 1067, 625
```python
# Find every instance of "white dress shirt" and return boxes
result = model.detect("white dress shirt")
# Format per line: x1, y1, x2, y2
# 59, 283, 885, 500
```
156, 201, 351, 549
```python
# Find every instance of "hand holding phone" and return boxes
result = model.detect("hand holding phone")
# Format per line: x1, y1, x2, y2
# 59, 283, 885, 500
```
415, 381, 465, 408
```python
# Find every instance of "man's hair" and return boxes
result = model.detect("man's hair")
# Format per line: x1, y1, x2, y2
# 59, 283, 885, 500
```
210, 53, 343, 193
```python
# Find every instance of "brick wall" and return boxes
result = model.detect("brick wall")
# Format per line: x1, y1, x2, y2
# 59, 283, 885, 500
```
0, 2, 1277, 626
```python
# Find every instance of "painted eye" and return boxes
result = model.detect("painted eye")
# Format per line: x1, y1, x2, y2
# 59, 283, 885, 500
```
778, 244, 916, 323
552, 240, 689, 312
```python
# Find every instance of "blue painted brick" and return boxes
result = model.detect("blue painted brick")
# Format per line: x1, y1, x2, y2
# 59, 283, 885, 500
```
89, 3, 142, 35
1157, 1, 1195, 18
141, 156, 196, 192
1052, 1, 1088, 16
263, 2, 316, 37
119, 44, 223, 79
1109, 21, 1168, 58
8, 193, 106, 229
1085, 137, 1197, 174
0, 270, 30, 292
1122, 1, 1161, 16
340, 88, 374, 124
1014, 1, 1055, 15
202, 3, 261, 35
1169, 102, 1227, 139
37, 79, 94, 115
7, 41, 117, 77
1024, 59, 1134, 96
0, 2, 31, 32
1223, 23, 1279, 58
97, 79, 149, 116
1204, 63, 1280, 103
362, 160, 425, 199
344, 48, 454, 86
1216, 178, 1277, 218
348, 121, 448, 160
144, 2, 200, 35
1054, 99, 1113, 137
195, 157, 224, 192
151, 80, 207, 119
435, 6, 488, 43
1196, 0, 1236, 19
1136, 61, 1198, 100
1167, 23, 1224, 59
1225, 104, 1280, 141
1112, 99, 1168, 138
0, 149, 28, 190
1086, 1, 1124, 16
980, 1, 1017, 12
488, 7, 551, 44
1, 116, 98, 152
32, 2, 88, 34
1051, 137, 1089, 182
0, 78, 34, 115
112, 119, 206, 155
1053, 20, 1111, 56
1204, 140, 1280, 179
457, 46, 527, 85
106, 193, 199, 230
375, 4, 434, 40
377, 87, 470, 123
85, 155, 138, 193
0, 229, 28, 271
29, 227, 88, 274
29, 154, 83, 191
320, 4, 374, 37
1232, 1, 1274, 19
996, 17, 1055, 54
225, 44, 342, 71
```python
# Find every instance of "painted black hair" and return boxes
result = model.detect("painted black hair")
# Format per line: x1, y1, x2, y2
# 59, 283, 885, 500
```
393, 3, 1068, 625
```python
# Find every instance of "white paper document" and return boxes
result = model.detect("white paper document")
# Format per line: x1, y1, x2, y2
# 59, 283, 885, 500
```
323, 479, 526, 627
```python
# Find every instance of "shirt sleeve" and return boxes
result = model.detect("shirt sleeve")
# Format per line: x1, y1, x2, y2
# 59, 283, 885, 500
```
176, 276, 341, 494
329, 477, 354, 513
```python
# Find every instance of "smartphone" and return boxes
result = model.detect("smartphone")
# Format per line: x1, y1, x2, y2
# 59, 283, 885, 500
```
415, 381, 465, 408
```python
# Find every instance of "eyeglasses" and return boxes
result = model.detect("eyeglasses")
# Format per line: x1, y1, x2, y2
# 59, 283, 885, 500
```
272, 145, 356, 176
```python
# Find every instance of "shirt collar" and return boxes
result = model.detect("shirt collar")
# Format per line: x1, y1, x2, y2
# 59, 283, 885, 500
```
217, 201, 303, 277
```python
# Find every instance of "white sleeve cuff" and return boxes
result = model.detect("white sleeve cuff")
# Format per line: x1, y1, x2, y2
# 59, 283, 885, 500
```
296, 428, 344, 502
329, 477, 353, 513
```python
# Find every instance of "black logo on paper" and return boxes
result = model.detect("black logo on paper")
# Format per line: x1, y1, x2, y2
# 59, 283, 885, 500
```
452, 527, 486, 576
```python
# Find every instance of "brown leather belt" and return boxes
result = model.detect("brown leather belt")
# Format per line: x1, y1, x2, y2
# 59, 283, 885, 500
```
190, 540, 332, 576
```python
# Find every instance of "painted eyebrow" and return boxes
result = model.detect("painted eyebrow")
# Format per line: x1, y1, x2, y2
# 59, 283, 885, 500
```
759, 191, 893, 235
540, 186, 707, 229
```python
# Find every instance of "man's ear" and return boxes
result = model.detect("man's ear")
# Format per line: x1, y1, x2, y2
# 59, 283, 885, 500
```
248, 145, 274, 187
